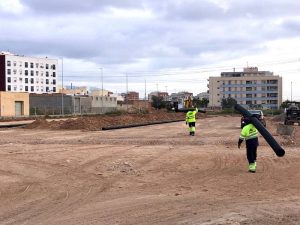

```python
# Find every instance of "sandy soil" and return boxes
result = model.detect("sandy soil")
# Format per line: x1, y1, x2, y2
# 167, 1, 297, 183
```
0, 115, 299, 225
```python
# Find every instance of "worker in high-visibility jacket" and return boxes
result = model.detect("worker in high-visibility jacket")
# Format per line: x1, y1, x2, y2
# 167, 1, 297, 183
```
238, 117, 259, 173
185, 107, 199, 136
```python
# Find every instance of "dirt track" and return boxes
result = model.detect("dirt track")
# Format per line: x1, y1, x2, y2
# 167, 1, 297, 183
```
0, 115, 299, 225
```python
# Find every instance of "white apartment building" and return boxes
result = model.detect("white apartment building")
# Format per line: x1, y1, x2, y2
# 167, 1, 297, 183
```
0, 51, 58, 93
208, 67, 282, 109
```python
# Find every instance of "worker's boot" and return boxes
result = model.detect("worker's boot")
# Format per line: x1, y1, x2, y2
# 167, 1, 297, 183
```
191, 132, 195, 136
248, 163, 256, 173
189, 132, 192, 136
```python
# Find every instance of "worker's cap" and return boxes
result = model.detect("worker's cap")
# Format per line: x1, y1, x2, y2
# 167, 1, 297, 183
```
243, 117, 251, 125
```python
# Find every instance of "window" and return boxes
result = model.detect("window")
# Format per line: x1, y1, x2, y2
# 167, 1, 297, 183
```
25, 62, 28, 68
8, 85, 11, 91
25, 78, 28, 83
53, 72, 56, 77
40, 63, 44, 68
13, 69, 17, 75
35, 63, 39, 68
30, 62, 34, 68
7, 61, 11, 66
25, 70, 28, 76
46, 64, 49, 69
51, 64, 56, 70
30, 78, 34, 84
25, 86, 28, 91
46, 79, 49, 84
13, 77, 17, 83
30, 71, 34, 76
53, 87, 56, 92
19, 61, 22, 67
36, 71, 39, 76
13, 86, 17, 91
46, 72, 49, 77
7, 77, 11, 83
53, 79, 56, 85
19, 69, 22, 75
31, 86, 34, 92
7, 69, 11, 75
13, 61, 17, 66
46, 87, 49, 92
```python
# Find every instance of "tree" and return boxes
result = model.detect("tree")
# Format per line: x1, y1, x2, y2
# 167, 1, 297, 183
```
151, 95, 166, 109
280, 100, 290, 109
192, 97, 209, 108
221, 97, 237, 109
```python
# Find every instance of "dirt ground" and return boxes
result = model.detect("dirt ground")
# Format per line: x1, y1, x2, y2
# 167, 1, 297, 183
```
0, 115, 299, 225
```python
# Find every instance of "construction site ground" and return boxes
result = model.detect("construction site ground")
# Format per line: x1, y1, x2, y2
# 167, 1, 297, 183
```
0, 113, 299, 225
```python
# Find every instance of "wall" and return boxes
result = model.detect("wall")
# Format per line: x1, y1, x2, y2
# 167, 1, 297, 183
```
0, 92, 29, 117
29, 93, 73, 115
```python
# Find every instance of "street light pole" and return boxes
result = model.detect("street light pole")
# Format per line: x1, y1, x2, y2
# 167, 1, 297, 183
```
291, 81, 293, 102
61, 57, 64, 115
100, 68, 103, 114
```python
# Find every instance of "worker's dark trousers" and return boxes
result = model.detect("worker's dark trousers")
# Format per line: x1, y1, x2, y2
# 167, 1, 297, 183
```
188, 122, 196, 135
246, 137, 258, 164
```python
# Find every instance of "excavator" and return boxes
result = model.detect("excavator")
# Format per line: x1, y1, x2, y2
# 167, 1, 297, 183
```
173, 95, 206, 113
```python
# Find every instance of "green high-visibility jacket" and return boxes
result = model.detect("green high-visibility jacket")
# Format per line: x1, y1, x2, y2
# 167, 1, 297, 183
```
186, 108, 198, 123
240, 123, 258, 140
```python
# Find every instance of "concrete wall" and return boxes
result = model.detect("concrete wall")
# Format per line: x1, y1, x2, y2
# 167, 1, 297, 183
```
74, 96, 93, 114
0, 92, 29, 117
29, 93, 73, 115
91, 96, 117, 114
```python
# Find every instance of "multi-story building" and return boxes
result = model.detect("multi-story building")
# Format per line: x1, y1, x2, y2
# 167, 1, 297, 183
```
208, 67, 282, 109
122, 91, 139, 101
0, 51, 58, 93
148, 91, 169, 101
196, 92, 209, 100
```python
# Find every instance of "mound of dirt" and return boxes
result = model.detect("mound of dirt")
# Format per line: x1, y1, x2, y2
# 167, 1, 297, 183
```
272, 113, 285, 122
25, 111, 187, 131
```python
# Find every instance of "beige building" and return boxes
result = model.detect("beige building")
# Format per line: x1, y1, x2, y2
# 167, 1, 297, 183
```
0, 92, 29, 117
59, 86, 89, 96
208, 67, 282, 109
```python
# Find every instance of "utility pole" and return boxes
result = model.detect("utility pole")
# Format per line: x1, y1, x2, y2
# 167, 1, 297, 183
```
145, 79, 147, 109
126, 73, 128, 112
61, 57, 64, 116
100, 68, 103, 114
291, 81, 293, 102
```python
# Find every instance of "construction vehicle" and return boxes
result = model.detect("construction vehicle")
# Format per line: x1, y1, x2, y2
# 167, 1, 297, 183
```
284, 101, 300, 125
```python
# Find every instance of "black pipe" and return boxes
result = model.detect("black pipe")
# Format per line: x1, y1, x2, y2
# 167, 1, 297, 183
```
234, 104, 285, 157
0, 123, 27, 128
102, 119, 184, 130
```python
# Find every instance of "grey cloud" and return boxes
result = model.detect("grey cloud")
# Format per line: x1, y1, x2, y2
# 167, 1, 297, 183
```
20, 0, 145, 14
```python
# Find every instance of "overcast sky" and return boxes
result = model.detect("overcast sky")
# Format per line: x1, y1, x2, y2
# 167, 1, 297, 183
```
1, 0, 300, 100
